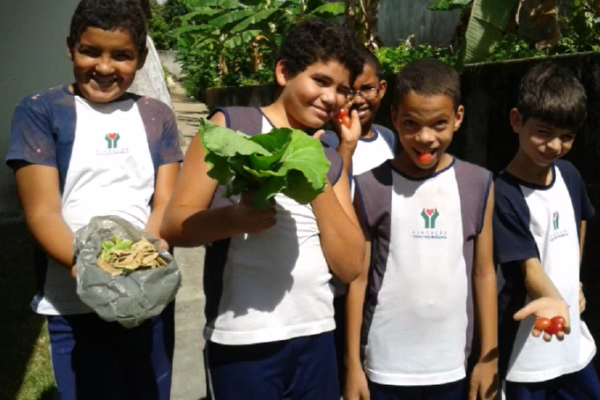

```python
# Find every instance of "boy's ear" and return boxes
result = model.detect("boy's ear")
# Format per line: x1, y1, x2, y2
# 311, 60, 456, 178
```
275, 60, 290, 87
137, 46, 149, 71
509, 108, 523, 132
378, 79, 387, 99
454, 105, 465, 131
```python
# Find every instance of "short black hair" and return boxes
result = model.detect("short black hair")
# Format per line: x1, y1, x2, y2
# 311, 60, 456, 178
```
516, 62, 587, 130
393, 59, 460, 110
358, 47, 382, 79
276, 18, 364, 84
68, 0, 148, 54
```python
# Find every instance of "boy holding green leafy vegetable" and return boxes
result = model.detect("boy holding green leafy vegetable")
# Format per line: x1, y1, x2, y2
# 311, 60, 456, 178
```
161, 18, 365, 400
5, 1, 182, 399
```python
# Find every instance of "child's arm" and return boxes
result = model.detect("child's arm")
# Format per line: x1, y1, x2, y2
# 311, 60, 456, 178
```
14, 163, 75, 270
579, 221, 587, 314
344, 196, 371, 400
519, 257, 570, 340
469, 184, 498, 400
313, 166, 364, 283
160, 112, 276, 247
146, 162, 180, 247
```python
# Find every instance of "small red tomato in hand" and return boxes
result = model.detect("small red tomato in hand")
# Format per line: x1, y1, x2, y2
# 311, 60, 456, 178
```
534, 318, 551, 331
545, 316, 565, 335
418, 152, 433, 164
337, 109, 351, 128
341, 116, 351, 128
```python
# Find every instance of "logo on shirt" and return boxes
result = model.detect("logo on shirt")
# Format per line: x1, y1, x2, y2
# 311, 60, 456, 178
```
550, 210, 568, 241
553, 211, 560, 230
413, 207, 447, 239
105, 133, 120, 149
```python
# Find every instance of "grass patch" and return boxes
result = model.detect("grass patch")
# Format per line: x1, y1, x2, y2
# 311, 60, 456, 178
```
0, 218, 55, 400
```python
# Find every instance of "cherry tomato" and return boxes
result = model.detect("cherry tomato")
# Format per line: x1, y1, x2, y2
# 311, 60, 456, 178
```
337, 109, 348, 119
534, 318, 551, 331
341, 116, 352, 128
545, 316, 565, 335
418, 152, 433, 164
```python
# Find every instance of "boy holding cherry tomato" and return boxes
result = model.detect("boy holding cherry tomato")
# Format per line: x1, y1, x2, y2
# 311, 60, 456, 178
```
345, 59, 498, 400
319, 47, 396, 390
494, 62, 600, 398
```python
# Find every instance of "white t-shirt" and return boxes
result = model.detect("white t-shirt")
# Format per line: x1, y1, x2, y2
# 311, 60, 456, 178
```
6, 86, 183, 315
203, 111, 343, 345
495, 161, 596, 383
355, 158, 492, 385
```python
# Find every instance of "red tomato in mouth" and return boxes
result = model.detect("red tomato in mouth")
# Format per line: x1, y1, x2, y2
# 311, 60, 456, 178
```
534, 318, 551, 331
418, 152, 433, 164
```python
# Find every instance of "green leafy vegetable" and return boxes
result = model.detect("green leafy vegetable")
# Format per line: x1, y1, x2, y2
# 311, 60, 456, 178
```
199, 119, 331, 208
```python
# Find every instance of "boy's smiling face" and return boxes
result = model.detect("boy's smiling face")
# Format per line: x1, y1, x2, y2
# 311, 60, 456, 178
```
68, 27, 147, 104
392, 91, 463, 173
276, 60, 352, 129
510, 109, 576, 167
347, 64, 387, 130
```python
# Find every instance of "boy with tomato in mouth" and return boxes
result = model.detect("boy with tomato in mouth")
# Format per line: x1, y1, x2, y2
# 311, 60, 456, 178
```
161, 18, 365, 400
345, 59, 498, 400
5, 0, 182, 399
495, 62, 600, 399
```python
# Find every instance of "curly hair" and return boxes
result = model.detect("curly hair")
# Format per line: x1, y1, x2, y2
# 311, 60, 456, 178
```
516, 62, 587, 130
275, 18, 364, 84
393, 59, 460, 110
68, 0, 148, 53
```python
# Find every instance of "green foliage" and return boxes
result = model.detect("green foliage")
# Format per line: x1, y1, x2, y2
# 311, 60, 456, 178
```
148, 0, 192, 50
199, 120, 331, 208
427, 0, 472, 11
375, 39, 458, 75
173, 0, 344, 99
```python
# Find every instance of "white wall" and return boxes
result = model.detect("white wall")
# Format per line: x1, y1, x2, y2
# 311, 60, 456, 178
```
0, 1, 79, 216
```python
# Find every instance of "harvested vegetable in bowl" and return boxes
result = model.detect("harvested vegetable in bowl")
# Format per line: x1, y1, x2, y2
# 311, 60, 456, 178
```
97, 234, 167, 276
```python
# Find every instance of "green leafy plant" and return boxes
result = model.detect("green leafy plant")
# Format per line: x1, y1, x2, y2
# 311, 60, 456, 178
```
427, 0, 472, 11
199, 119, 331, 208
172, 0, 344, 99
375, 38, 458, 74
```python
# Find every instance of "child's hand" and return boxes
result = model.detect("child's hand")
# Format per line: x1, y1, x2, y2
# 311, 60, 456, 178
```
233, 190, 277, 234
344, 366, 370, 400
332, 109, 361, 147
580, 282, 586, 314
513, 297, 571, 341
468, 354, 498, 400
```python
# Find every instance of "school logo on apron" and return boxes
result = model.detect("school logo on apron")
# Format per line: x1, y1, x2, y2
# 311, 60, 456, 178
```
97, 133, 128, 156
413, 208, 447, 239
552, 211, 560, 230
105, 133, 120, 149
421, 208, 440, 229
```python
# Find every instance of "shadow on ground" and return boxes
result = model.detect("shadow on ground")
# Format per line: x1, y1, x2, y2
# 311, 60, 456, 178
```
0, 218, 55, 400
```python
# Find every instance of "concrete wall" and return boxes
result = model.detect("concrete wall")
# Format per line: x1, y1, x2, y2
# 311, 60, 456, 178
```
378, 0, 462, 47
0, 0, 79, 216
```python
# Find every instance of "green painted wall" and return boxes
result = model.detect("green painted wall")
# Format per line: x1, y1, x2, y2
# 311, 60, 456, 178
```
0, 0, 79, 216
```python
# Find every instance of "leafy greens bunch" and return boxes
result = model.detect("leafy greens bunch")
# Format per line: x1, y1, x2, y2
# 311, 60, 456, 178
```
199, 120, 331, 208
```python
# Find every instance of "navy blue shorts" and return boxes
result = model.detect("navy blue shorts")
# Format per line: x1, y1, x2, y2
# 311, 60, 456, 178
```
505, 362, 600, 400
47, 302, 175, 400
368, 378, 467, 400
205, 331, 339, 400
